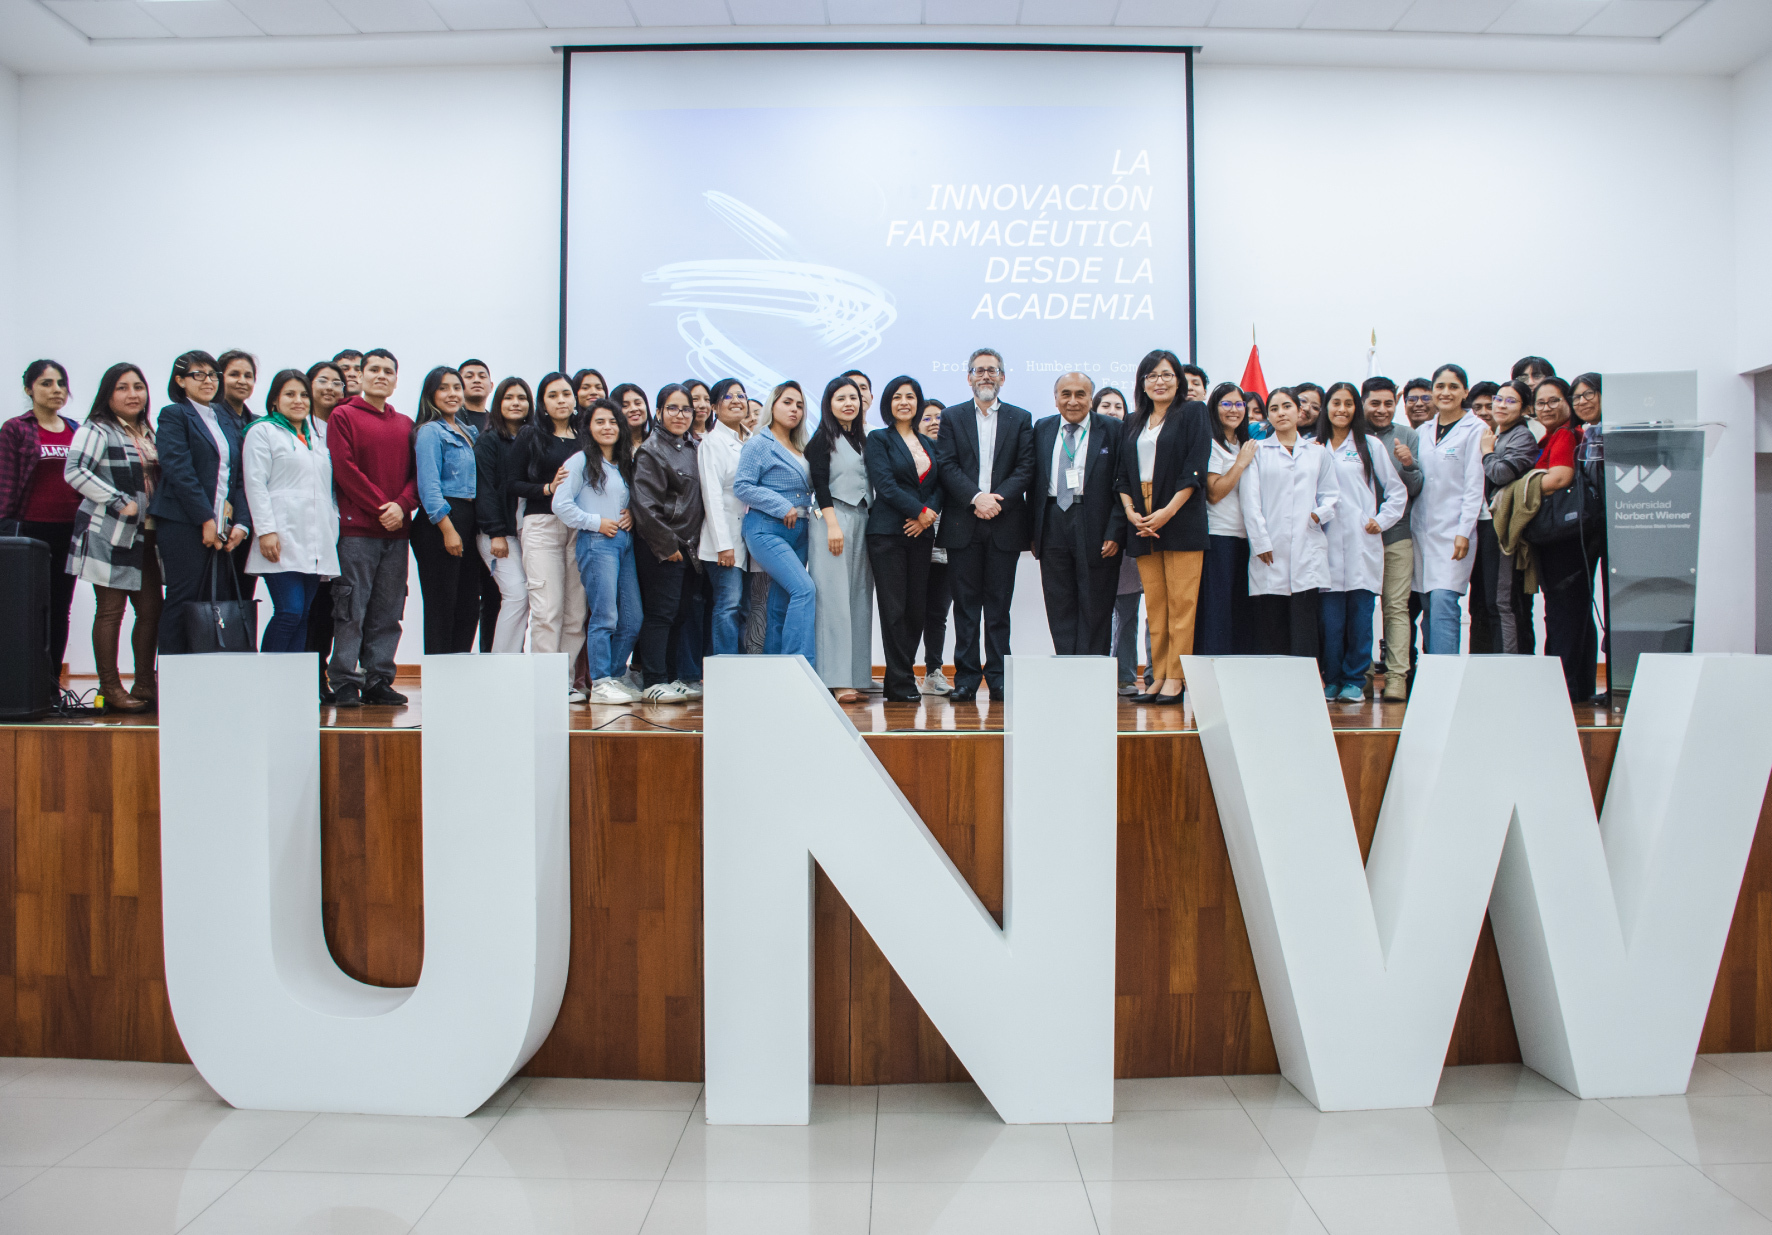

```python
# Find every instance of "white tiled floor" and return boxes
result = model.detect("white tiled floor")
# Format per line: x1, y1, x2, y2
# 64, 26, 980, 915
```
5, 1056, 1772, 1233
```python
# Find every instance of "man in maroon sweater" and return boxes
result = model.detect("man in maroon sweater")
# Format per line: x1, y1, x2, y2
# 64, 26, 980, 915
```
326, 349, 416, 708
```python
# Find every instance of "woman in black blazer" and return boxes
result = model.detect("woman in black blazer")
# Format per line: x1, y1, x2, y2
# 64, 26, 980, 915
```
1114, 349, 1211, 705
149, 350, 251, 654
864, 375, 943, 702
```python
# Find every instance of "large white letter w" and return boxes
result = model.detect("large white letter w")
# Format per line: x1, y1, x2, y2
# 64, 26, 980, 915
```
1186, 653, 1772, 1111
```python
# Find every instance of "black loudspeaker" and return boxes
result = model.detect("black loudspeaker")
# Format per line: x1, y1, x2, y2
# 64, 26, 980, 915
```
0, 536, 57, 719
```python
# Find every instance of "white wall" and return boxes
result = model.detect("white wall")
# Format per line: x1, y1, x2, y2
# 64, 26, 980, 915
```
1736, 52, 1772, 377
0, 67, 18, 414
1194, 64, 1754, 653
9, 57, 1764, 672
15, 65, 559, 673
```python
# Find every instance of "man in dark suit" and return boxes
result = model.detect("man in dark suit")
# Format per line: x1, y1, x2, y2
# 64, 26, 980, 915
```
934, 347, 1036, 703
1030, 372, 1125, 658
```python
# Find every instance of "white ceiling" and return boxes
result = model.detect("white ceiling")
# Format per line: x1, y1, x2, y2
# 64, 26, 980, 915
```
4, 0, 1771, 75
29, 0, 1713, 40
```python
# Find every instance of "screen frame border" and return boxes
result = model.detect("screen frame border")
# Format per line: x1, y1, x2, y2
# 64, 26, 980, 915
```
558, 41, 1199, 372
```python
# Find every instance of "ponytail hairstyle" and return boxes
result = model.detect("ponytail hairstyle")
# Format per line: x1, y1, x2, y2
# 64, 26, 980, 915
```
572, 368, 608, 407
1204, 382, 1249, 451
681, 378, 712, 434
1533, 374, 1575, 417
654, 382, 692, 437
1265, 386, 1299, 427
1494, 379, 1535, 431
1571, 372, 1603, 425
262, 369, 312, 420
1316, 380, 1378, 508
579, 397, 634, 492
707, 377, 746, 430
1431, 362, 1470, 392
23, 359, 70, 402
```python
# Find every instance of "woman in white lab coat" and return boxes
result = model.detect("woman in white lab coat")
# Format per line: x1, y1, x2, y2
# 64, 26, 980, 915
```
1315, 382, 1406, 702
243, 370, 339, 653
1239, 387, 1337, 658
1409, 363, 1487, 655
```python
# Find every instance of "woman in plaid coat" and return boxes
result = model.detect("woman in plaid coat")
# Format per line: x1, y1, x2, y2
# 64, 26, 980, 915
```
64, 363, 160, 712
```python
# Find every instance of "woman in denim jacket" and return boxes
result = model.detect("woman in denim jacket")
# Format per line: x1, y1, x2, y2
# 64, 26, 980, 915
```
411, 366, 481, 654
733, 381, 817, 659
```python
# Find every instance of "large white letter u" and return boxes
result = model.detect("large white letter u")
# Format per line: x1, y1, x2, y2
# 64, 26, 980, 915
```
159, 654, 570, 1116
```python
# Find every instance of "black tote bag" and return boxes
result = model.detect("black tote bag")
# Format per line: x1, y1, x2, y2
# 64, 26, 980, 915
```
182, 547, 258, 653
1524, 464, 1602, 548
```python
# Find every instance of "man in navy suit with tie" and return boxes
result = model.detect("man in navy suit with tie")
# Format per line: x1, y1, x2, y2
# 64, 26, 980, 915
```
933, 348, 1036, 703
1030, 372, 1125, 658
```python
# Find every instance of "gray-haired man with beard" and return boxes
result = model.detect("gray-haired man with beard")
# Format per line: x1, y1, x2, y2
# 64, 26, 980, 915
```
932, 348, 1035, 704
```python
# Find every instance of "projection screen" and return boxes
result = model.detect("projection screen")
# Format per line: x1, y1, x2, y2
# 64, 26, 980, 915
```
561, 44, 1195, 419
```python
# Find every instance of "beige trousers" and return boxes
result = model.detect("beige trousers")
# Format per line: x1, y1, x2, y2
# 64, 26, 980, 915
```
520, 513, 587, 663
1381, 538, 1415, 677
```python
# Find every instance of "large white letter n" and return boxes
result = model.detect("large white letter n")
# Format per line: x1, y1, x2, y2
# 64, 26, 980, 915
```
159, 654, 570, 1116
703, 655, 1116, 1125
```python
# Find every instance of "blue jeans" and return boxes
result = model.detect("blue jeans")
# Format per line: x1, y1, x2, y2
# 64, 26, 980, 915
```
742, 510, 816, 660
261, 571, 320, 653
706, 561, 748, 656
574, 528, 642, 681
1320, 589, 1376, 690
1423, 588, 1464, 655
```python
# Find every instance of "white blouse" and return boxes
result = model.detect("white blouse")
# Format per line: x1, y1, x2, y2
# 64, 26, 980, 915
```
1206, 437, 1246, 539
1137, 422, 1160, 484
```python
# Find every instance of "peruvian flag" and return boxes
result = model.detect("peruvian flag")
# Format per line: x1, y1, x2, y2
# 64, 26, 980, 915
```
1240, 343, 1268, 402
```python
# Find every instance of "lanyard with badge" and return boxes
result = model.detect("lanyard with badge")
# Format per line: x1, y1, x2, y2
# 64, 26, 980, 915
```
1062, 422, 1086, 492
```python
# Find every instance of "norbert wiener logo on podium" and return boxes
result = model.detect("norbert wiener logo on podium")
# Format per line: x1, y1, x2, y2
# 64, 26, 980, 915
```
1614, 464, 1672, 494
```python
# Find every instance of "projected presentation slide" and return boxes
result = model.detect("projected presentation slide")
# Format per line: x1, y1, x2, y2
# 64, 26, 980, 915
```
564, 47, 1193, 420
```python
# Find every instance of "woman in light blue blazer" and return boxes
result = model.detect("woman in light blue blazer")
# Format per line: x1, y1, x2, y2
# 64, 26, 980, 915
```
733, 381, 817, 659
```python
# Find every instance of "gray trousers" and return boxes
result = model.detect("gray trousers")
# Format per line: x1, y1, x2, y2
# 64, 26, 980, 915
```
1112, 592, 1149, 686
330, 536, 409, 689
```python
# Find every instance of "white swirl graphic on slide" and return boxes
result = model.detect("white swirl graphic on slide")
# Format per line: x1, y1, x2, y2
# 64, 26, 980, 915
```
643, 191, 897, 393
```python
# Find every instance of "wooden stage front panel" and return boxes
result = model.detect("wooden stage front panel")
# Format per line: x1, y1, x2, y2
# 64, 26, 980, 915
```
3, 723, 1770, 1082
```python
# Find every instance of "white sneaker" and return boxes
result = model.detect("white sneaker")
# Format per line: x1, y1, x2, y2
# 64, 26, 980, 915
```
622, 669, 643, 693
589, 679, 637, 705
921, 669, 952, 696
675, 680, 704, 700
567, 687, 588, 704
599, 675, 643, 702
642, 682, 689, 703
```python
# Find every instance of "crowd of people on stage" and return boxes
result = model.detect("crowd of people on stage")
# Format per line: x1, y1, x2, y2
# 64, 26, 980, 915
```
0, 343, 1608, 713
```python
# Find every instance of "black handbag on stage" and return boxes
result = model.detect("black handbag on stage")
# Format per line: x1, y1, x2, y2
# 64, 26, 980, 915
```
182, 547, 258, 653
1524, 464, 1602, 548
